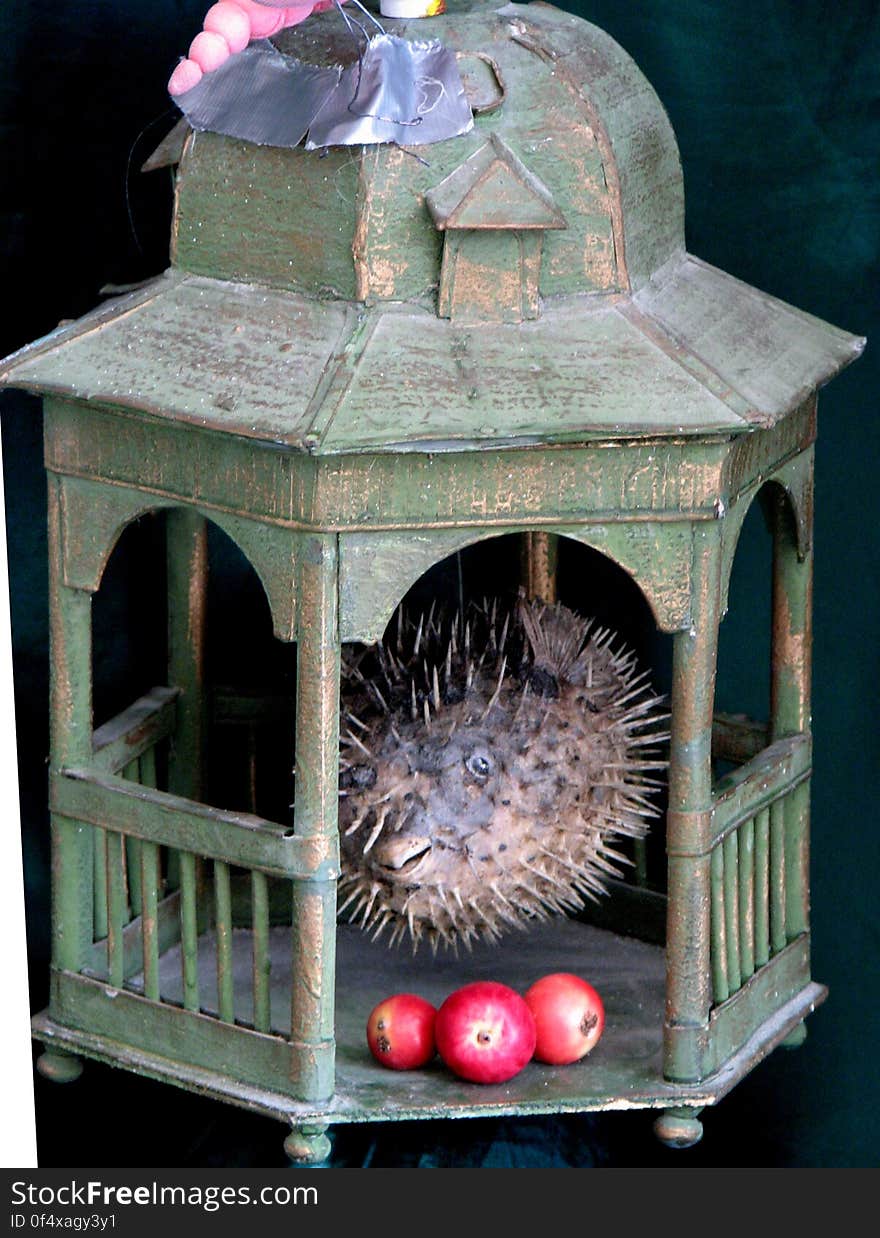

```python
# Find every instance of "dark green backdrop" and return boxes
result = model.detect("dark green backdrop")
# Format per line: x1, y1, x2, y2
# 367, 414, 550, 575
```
1, 0, 877, 1168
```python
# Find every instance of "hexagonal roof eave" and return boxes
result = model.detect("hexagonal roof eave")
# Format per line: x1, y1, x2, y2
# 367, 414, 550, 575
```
0, 258, 864, 456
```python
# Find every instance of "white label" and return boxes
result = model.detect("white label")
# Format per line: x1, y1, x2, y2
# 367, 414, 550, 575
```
379, 0, 446, 18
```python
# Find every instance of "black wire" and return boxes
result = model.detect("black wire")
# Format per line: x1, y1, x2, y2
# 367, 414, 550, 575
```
124, 106, 180, 259
334, 0, 422, 128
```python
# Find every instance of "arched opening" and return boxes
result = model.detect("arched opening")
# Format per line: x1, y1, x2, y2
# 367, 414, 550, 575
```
708, 480, 811, 1009
339, 531, 671, 953
716, 480, 802, 769
717, 498, 773, 734
91, 510, 168, 733
84, 506, 299, 1035
91, 506, 296, 821
202, 519, 296, 824
78, 517, 696, 1104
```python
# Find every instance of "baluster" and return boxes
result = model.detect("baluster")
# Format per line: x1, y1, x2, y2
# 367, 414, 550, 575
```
140, 841, 161, 1001
754, 807, 771, 966
123, 758, 142, 918
785, 781, 810, 939
252, 870, 271, 1033
769, 799, 787, 953
138, 746, 158, 921
179, 850, 200, 1011
215, 859, 234, 1023
738, 816, 756, 980
710, 844, 729, 1003
106, 832, 127, 988
723, 831, 742, 993
93, 828, 108, 940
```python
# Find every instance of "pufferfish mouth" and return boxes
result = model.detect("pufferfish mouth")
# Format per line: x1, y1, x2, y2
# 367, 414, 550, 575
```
376, 835, 433, 875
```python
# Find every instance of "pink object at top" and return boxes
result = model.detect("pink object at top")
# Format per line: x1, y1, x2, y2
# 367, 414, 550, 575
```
169, 2, 340, 97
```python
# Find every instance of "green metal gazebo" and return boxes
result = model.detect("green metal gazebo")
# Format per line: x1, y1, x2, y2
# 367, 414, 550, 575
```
0, 0, 864, 1161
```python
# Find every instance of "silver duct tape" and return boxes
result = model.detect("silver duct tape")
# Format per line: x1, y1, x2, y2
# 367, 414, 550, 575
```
305, 34, 472, 148
176, 41, 341, 149
173, 34, 472, 150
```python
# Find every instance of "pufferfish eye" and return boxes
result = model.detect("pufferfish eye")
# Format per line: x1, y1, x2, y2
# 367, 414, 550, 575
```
464, 750, 495, 783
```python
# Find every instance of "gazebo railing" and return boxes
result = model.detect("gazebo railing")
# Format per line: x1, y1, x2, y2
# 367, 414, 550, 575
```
47, 684, 336, 1097
709, 729, 811, 1006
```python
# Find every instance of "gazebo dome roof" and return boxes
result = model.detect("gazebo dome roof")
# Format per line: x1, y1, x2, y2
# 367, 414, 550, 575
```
0, 1, 863, 453
173, 0, 687, 302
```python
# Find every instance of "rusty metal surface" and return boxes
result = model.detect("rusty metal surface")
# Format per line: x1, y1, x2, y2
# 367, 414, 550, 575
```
152, 919, 667, 1094
174, 33, 474, 151
501, 1, 685, 293
31, 974, 826, 1126
96, 917, 822, 1124
316, 293, 749, 449
425, 132, 566, 231
0, 289, 811, 448
9, 0, 861, 1147
0, 1, 863, 448
0, 274, 358, 445
1, 256, 862, 453
634, 255, 865, 423
251, 0, 680, 302
262, 0, 624, 301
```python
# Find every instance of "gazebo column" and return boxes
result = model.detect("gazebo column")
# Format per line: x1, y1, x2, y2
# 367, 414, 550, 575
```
769, 475, 813, 1044
37, 475, 94, 1083
521, 531, 558, 603
166, 507, 208, 803
656, 521, 723, 1144
166, 508, 210, 984
285, 532, 340, 1166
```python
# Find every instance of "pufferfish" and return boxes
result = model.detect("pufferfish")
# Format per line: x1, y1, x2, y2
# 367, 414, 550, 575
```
337, 596, 668, 952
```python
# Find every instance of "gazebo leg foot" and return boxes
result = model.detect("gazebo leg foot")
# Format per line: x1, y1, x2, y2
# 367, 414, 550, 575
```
653, 1106, 704, 1149
284, 1123, 332, 1167
36, 1048, 83, 1084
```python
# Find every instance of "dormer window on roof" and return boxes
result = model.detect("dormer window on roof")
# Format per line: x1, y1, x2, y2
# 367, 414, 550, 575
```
425, 133, 567, 324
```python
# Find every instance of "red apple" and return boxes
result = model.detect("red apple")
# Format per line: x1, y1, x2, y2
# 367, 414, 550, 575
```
366, 993, 437, 1070
435, 981, 537, 1084
524, 972, 605, 1065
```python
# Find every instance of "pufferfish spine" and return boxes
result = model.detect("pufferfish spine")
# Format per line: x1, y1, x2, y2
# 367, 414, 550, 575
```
337, 597, 668, 953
